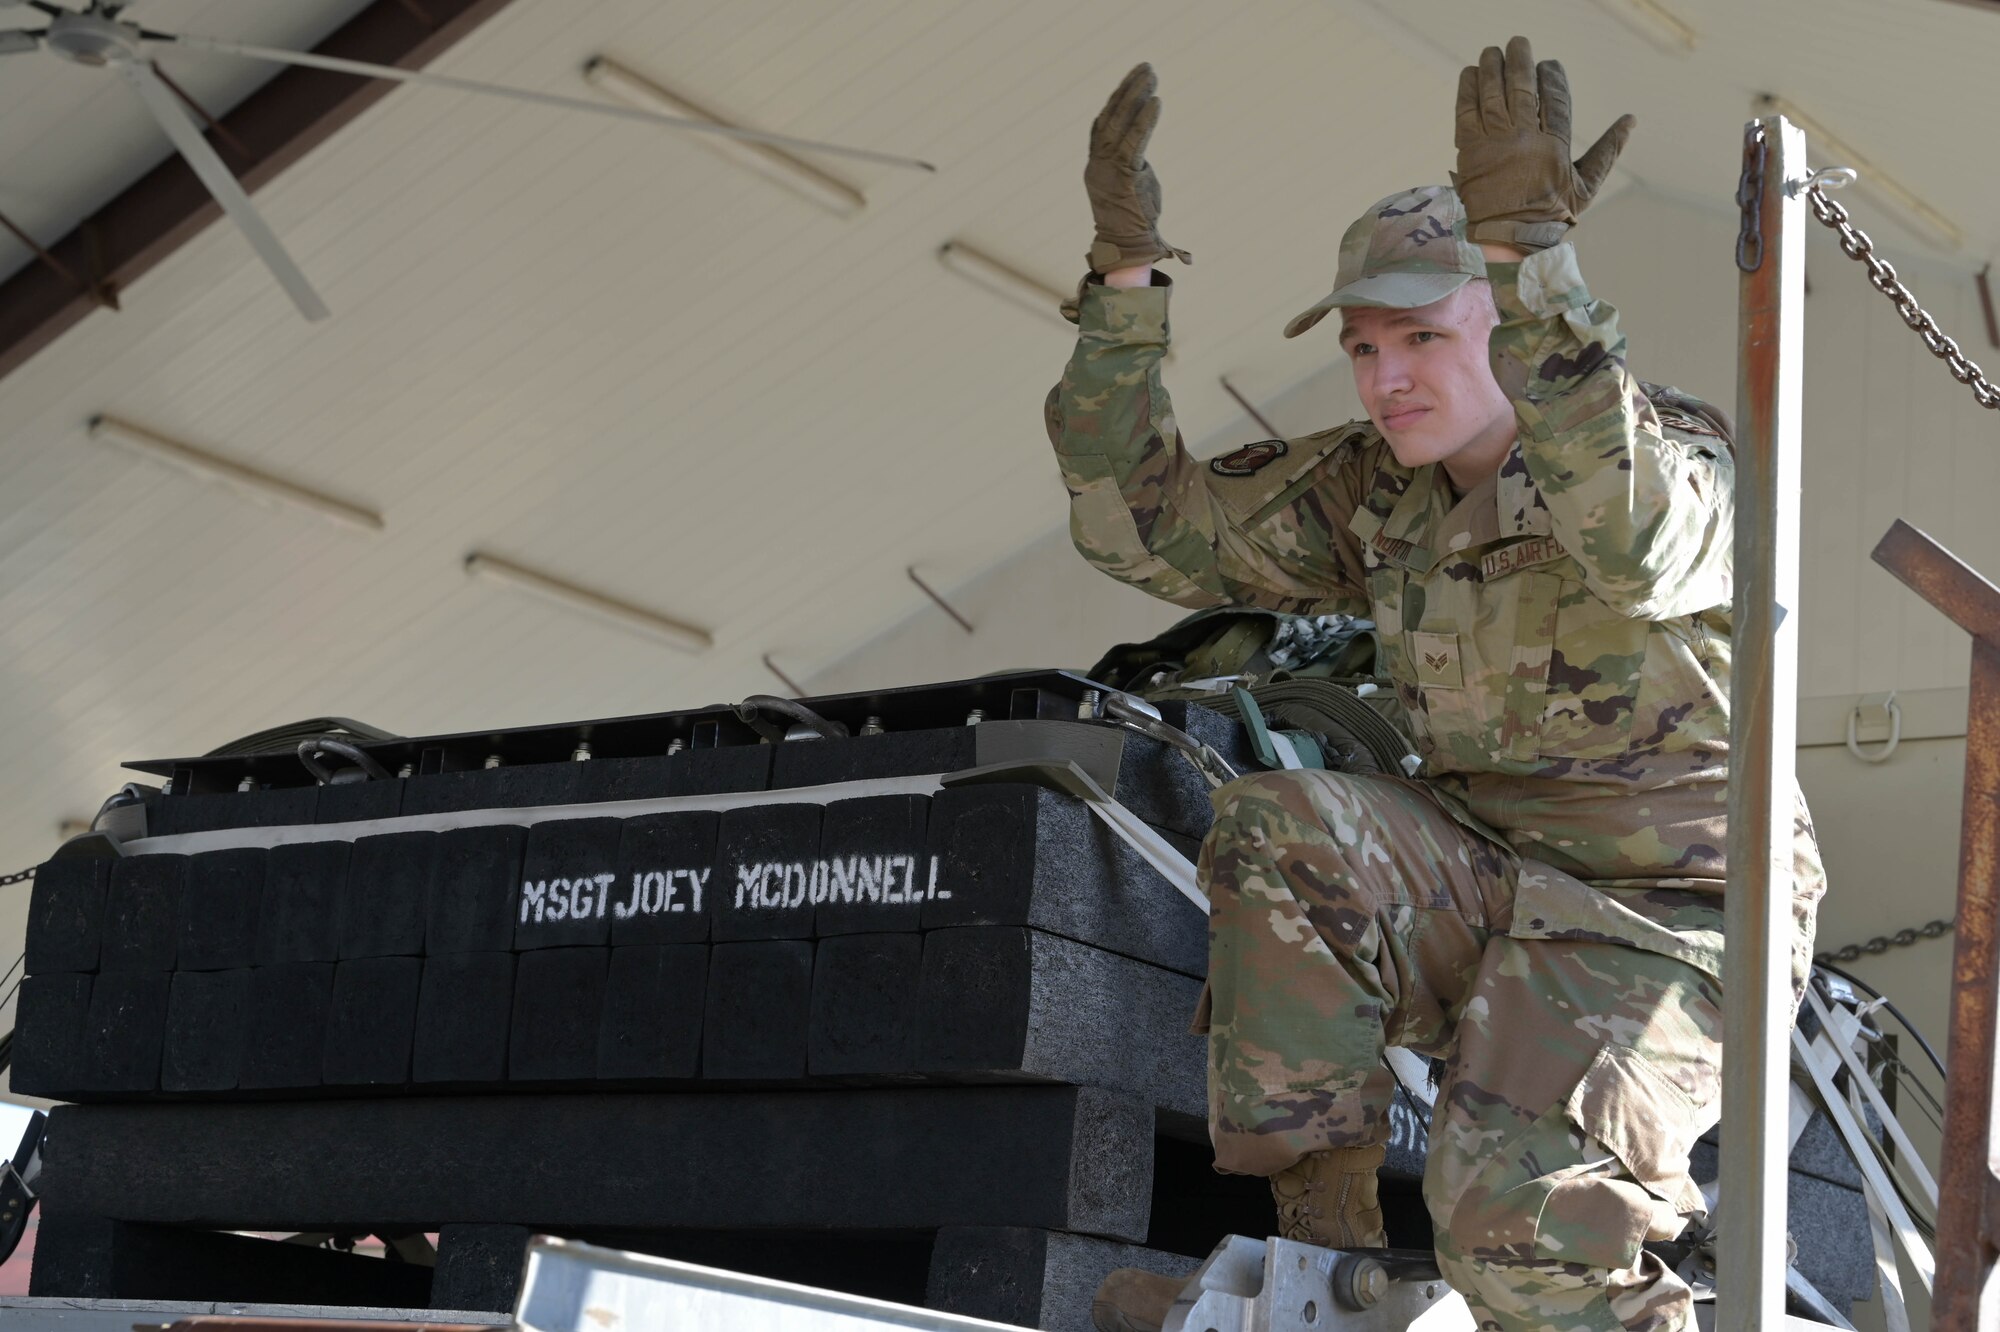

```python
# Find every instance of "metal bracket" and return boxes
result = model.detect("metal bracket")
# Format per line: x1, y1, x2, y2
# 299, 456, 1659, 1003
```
1161, 1235, 1470, 1332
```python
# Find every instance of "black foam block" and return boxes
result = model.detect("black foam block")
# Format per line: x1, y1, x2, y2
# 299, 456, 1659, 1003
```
515, 819, 623, 949
255, 841, 351, 964
402, 762, 584, 816
240, 963, 335, 1091
609, 812, 717, 946
577, 745, 772, 802
413, 952, 516, 1085
596, 944, 706, 1080
927, 1227, 1200, 1332
814, 795, 931, 936
100, 854, 186, 973
78, 969, 171, 1093
575, 753, 678, 804
42, 1086, 1155, 1240
9, 973, 92, 1098
702, 941, 812, 1079
340, 831, 436, 959
429, 825, 525, 954
913, 927, 1205, 1122
769, 727, 978, 789
27, 1215, 434, 1306
683, 744, 771, 795
161, 969, 250, 1093
24, 857, 109, 975
509, 947, 609, 1083
322, 956, 421, 1087
151, 785, 318, 836
431, 1224, 533, 1313
711, 804, 821, 942
313, 778, 404, 825
923, 784, 1206, 975
1112, 702, 1252, 838
178, 848, 266, 972
806, 933, 921, 1076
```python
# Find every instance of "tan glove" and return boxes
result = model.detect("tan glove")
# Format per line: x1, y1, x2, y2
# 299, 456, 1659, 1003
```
1453, 35, 1635, 249
1083, 63, 1191, 274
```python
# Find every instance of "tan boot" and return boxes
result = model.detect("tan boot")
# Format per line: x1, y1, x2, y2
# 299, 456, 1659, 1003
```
1269, 1141, 1388, 1249
1089, 1266, 1186, 1332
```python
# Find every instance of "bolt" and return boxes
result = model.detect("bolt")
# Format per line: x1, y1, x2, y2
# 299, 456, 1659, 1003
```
483, 754, 503, 769
1077, 689, 1102, 720
860, 716, 885, 736
571, 741, 593, 762
666, 739, 686, 757
396, 763, 414, 779
237, 776, 256, 792
965, 708, 984, 726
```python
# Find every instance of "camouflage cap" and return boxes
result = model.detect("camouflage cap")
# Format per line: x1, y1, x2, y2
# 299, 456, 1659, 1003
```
1284, 185, 1488, 339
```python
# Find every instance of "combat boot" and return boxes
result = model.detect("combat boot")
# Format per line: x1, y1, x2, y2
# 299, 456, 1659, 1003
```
1270, 1141, 1387, 1249
1089, 1267, 1184, 1332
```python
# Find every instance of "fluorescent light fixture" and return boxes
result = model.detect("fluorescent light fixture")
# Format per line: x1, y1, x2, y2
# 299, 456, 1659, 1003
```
1758, 95, 1963, 252
1592, 0, 1698, 53
938, 241, 1072, 328
583, 56, 866, 219
464, 552, 712, 653
87, 414, 384, 533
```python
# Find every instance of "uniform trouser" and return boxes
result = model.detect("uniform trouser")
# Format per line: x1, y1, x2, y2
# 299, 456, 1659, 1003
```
1199, 768, 1723, 1332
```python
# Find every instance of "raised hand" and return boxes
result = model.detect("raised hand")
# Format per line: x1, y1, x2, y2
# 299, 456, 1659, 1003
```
1453, 35, 1636, 250
1083, 63, 1191, 274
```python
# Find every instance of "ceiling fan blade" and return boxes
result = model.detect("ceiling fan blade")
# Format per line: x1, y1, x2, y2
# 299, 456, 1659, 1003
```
119, 58, 329, 320
153, 32, 937, 173
0, 30, 41, 54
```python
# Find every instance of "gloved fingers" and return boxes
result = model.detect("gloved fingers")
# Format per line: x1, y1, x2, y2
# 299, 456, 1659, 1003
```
1454, 64, 1483, 147
1117, 94, 1161, 167
1476, 43, 1510, 132
1573, 112, 1637, 196
1502, 35, 1539, 128
1091, 63, 1155, 156
1536, 57, 1572, 142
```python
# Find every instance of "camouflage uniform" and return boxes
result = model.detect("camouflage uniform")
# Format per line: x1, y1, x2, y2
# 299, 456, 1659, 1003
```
1046, 199, 1825, 1330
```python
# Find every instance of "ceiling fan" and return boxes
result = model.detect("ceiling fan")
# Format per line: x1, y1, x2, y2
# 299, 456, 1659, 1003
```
0, 0, 936, 321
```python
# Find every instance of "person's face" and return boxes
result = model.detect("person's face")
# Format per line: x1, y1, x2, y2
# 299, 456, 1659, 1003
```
1338, 282, 1518, 478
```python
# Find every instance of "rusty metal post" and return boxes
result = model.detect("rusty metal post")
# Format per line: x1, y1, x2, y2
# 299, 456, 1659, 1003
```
1873, 518, 2000, 1329
1718, 113, 1806, 1332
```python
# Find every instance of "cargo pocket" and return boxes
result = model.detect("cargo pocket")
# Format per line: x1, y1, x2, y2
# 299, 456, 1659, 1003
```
1565, 1041, 1711, 1225
1442, 1043, 1709, 1272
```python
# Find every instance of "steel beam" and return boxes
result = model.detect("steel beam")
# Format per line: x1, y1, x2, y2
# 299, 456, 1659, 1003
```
1719, 112, 1806, 1332
0, 0, 519, 385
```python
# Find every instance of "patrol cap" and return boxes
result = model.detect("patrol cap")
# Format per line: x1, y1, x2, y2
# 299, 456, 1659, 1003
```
1283, 184, 1488, 339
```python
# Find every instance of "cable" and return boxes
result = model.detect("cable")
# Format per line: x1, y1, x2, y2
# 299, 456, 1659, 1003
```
1813, 961, 1947, 1082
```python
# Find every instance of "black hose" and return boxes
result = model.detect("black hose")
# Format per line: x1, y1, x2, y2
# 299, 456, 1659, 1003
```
1812, 960, 1947, 1082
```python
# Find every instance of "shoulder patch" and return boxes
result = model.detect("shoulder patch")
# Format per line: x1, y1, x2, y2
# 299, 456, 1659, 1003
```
1210, 439, 1288, 477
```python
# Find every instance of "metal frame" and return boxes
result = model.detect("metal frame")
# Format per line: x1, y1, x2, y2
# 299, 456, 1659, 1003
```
1871, 519, 2000, 1328
1730, 110, 2000, 1325
1720, 112, 1807, 1332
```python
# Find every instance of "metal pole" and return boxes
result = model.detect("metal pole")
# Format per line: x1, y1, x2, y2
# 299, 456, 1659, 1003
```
1872, 519, 2000, 1328
1718, 113, 1806, 1332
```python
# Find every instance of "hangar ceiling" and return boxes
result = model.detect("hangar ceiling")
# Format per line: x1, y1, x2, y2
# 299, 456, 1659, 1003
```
0, 0, 1994, 890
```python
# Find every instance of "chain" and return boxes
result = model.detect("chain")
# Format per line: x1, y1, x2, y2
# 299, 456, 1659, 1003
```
1735, 122, 1767, 272
1802, 181, 2000, 410
0, 865, 34, 889
1815, 917, 1953, 965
